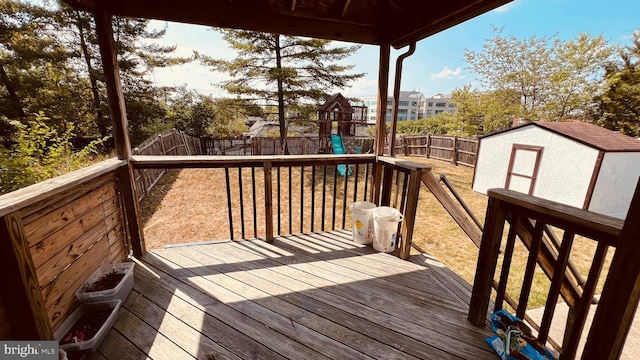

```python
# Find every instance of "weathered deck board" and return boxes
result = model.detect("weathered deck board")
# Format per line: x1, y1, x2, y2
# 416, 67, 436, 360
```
92, 231, 495, 360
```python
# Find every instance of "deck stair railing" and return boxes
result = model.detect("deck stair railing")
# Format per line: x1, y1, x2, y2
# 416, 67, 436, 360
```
468, 188, 626, 359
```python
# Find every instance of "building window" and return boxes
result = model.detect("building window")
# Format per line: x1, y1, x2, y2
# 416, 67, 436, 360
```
448, 104, 455, 108
435, 110, 443, 114
370, 116, 376, 121
398, 101, 409, 106
399, 109, 408, 114
427, 110, 433, 116
436, 102, 446, 107
411, 102, 418, 106
428, 102, 433, 107
371, 100, 377, 106
370, 108, 376, 113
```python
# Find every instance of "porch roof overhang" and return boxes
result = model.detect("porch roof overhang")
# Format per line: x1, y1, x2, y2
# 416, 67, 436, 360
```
63, 0, 512, 49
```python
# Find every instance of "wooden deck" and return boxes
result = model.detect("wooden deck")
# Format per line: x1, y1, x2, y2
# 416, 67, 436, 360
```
90, 230, 495, 360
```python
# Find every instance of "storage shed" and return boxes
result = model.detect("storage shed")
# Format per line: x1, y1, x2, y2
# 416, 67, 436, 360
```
473, 121, 640, 218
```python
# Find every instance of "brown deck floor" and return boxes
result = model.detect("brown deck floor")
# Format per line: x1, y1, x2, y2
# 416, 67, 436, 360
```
89, 230, 495, 360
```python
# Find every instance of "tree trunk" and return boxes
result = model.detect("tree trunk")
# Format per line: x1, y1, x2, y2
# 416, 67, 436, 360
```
0, 63, 26, 118
76, 13, 107, 137
274, 34, 289, 154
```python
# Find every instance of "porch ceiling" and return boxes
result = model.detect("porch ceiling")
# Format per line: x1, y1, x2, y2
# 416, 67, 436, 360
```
64, 0, 512, 48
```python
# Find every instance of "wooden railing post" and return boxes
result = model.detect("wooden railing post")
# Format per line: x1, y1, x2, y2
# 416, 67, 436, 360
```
95, 10, 145, 257
398, 167, 423, 259
0, 214, 53, 340
468, 194, 508, 326
264, 160, 274, 243
583, 180, 640, 360
380, 167, 394, 206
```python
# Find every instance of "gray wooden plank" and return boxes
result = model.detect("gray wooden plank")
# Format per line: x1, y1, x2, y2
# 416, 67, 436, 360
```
173, 245, 420, 360
196, 239, 495, 359
132, 266, 285, 360
141, 252, 331, 360
153, 247, 374, 360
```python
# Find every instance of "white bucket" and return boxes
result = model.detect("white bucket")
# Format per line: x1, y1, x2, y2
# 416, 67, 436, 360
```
372, 206, 403, 253
349, 201, 377, 244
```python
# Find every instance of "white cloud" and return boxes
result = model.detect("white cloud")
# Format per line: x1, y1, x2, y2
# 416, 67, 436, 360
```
430, 66, 464, 80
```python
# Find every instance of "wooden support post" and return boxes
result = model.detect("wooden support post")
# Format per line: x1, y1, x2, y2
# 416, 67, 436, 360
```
583, 180, 640, 360
371, 44, 390, 203
0, 214, 53, 340
468, 194, 508, 326
398, 168, 423, 260
95, 10, 145, 256
264, 161, 274, 243
426, 134, 431, 158
381, 167, 393, 206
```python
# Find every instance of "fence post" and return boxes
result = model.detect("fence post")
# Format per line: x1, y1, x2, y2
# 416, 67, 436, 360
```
426, 134, 431, 158
403, 136, 408, 156
452, 135, 458, 165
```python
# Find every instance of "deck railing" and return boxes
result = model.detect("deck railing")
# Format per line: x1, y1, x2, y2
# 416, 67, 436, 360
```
131, 154, 427, 259
468, 188, 625, 359
0, 159, 130, 339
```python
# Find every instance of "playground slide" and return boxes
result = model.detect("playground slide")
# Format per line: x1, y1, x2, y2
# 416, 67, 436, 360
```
330, 134, 352, 176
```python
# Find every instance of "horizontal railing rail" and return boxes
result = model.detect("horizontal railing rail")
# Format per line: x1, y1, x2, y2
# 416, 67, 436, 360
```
468, 188, 624, 359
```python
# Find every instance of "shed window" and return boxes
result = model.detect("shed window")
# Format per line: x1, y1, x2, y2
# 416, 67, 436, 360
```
505, 144, 544, 195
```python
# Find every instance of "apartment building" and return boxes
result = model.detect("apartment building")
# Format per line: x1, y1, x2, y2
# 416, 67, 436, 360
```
360, 91, 456, 123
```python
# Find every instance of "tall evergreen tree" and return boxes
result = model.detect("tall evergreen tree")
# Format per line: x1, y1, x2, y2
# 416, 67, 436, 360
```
200, 30, 364, 149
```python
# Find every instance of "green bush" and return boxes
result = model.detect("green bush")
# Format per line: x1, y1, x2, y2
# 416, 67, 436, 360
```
0, 113, 110, 195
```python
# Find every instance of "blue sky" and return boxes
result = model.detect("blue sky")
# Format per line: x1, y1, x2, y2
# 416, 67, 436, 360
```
149, 0, 640, 99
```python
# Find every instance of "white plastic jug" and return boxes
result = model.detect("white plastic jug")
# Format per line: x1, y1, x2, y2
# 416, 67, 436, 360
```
372, 206, 403, 252
349, 201, 377, 244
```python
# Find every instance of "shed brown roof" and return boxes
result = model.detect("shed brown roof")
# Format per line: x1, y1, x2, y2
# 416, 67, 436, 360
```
63, 0, 512, 48
532, 122, 640, 152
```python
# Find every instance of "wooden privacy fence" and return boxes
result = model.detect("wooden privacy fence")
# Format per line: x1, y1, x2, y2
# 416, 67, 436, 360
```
133, 129, 202, 200
202, 136, 374, 155
395, 134, 478, 167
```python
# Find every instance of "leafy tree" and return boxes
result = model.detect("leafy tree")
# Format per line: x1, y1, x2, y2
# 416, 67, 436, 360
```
168, 91, 248, 138
592, 30, 640, 136
0, 112, 109, 194
447, 85, 519, 134
464, 28, 613, 122
200, 30, 364, 150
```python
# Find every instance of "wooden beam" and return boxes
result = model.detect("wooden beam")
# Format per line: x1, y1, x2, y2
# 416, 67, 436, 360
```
371, 44, 390, 203
468, 196, 507, 326
0, 213, 53, 340
398, 167, 423, 259
95, 10, 145, 256
374, 44, 390, 157
583, 179, 640, 360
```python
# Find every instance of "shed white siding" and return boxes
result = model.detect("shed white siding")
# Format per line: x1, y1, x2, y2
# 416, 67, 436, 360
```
473, 126, 599, 209
589, 152, 640, 218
